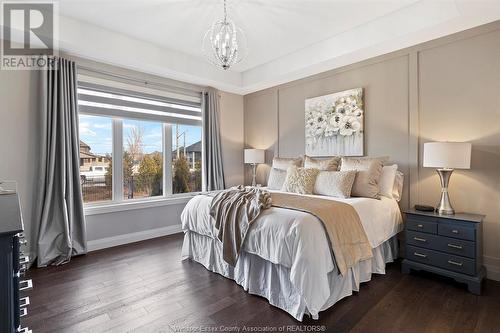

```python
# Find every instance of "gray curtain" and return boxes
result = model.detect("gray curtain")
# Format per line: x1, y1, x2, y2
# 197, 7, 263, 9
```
203, 88, 225, 191
35, 57, 87, 267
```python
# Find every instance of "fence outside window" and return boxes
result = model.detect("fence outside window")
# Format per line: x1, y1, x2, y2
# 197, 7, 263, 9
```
81, 166, 201, 204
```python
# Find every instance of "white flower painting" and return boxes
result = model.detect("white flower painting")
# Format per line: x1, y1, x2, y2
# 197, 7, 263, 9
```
305, 88, 364, 156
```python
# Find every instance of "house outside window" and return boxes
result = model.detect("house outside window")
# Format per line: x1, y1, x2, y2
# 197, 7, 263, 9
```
77, 77, 203, 205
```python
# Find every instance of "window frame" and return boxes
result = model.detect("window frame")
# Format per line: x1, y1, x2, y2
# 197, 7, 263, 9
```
78, 77, 204, 213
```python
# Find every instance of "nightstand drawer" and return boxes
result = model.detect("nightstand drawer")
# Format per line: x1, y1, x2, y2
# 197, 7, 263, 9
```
407, 245, 476, 275
406, 230, 441, 249
438, 223, 475, 241
406, 217, 437, 234
407, 230, 475, 258
440, 237, 475, 258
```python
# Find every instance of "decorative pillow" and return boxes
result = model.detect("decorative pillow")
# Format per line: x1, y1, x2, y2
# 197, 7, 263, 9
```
267, 168, 287, 190
340, 156, 388, 199
272, 156, 303, 170
281, 166, 319, 194
304, 155, 340, 171
313, 170, 357, 198
379, 164, 398, 199
393, 171, 404, 202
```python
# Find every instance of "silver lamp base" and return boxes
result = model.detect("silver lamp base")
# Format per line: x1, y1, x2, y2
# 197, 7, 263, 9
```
436, 168, 455, 215
251, 163, 257, 187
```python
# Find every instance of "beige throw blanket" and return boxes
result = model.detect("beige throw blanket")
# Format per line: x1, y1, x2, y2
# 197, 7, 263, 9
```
210, 186, 272, 266
271, 192, 373, 275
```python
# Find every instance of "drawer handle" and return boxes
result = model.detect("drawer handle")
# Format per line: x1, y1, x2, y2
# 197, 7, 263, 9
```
414, 252, 427, 258
452, 229, 460, 234
448, 260, 463, 267
17, 328, 32, 333
447, 243, 463, 250
19, 296, 30, 307
20, 307, 28, 317
19, 255, 30, 265
417, 224, 424, 228
19, 279, 33, 291
413, 237, 427, 243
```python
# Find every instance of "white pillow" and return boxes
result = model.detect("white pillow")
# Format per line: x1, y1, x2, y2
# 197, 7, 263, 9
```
267, 168, 287, 190
314, 170, 357, 198
379, 164, 398, 198
393, 171, 404, 202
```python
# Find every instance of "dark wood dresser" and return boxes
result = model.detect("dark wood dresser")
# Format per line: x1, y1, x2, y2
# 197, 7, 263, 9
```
0, 193, 32, 333
402, 209, 486, 294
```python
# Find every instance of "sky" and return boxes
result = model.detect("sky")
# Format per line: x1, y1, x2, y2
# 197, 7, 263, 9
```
79, 115, 201, 156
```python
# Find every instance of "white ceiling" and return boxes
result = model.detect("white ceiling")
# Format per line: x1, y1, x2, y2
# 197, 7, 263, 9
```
52, 0, 500, 94
58, 0, 418, 71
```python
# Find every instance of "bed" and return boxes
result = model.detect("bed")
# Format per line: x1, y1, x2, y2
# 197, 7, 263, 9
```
181, 189, 403, 321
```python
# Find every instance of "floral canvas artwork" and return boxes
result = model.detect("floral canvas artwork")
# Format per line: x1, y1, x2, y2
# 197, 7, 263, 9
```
305, 88, 364, 156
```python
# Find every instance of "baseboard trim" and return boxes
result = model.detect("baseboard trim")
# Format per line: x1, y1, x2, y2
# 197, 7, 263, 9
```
485, 265, 500, 282
484, 255, 500, 282
87, 224, 182, 252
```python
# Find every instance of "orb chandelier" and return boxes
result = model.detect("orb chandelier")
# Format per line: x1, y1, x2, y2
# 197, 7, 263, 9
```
202, 0, 247, 70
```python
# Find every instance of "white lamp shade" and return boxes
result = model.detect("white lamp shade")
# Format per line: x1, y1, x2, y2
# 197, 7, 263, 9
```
423, 142, 471, 169
244, 149, 265, 164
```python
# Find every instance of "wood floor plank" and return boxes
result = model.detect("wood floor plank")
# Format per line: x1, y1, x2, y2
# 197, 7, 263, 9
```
83, 308, 150, 333
23, 233, 500, 333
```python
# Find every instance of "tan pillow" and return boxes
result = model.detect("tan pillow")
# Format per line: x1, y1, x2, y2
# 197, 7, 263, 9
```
272, 156, 303, 170
304, 155, 340, 171
281, 166, 319, 194
313, 170, 357, 198
267, 168, 287, 190
340, 157, 388, 199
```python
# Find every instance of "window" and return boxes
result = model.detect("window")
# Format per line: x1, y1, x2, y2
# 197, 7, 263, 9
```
78, 114, 113, 203
77, 79, 203, 205
172, 124, 202, 194
123, 119, 163, 200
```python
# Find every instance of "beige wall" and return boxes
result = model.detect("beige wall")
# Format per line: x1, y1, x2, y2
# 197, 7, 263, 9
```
0, 68, 39, 258
244, 20, 500, 280
219, 91, 245, 187
244, 90, 279, 185
417, 29, 500, 280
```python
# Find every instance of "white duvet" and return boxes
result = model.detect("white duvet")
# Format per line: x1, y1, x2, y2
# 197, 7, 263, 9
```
181, 190, 403, 318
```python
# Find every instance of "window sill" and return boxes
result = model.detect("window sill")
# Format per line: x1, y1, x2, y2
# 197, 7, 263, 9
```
84, 195, 196, 216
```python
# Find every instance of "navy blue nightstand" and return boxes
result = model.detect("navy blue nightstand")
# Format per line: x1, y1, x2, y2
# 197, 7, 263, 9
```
402, 209, 486, 295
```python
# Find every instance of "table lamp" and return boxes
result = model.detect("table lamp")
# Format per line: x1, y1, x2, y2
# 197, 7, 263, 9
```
244, 149, 265, 186
423, 142, 471, 215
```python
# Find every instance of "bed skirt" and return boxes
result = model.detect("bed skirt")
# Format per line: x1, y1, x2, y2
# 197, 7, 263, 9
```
181, 231, 398, 321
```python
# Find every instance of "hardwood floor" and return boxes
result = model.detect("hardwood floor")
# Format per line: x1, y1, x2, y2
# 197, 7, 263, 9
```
24, 233, 500, 333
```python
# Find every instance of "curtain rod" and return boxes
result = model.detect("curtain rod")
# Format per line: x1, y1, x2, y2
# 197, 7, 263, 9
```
76, 64, 204, 96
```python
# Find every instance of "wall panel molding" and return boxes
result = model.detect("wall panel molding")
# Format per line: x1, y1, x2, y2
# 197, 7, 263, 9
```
243, 20, 500, 281
408, 51, 420, 208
